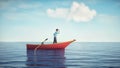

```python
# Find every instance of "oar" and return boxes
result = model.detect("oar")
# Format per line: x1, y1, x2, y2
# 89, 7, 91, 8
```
34, 38, 48, 55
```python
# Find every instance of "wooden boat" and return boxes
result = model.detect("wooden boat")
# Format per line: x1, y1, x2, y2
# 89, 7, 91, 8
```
26, 39, 76, 50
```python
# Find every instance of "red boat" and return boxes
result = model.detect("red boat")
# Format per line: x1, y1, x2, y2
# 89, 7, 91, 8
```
26, 39, 76, 50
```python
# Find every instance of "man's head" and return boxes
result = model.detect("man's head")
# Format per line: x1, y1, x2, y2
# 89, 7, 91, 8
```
56, 29, 59, 31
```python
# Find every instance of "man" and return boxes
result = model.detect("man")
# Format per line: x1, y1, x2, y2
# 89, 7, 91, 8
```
53, 29, 60, 44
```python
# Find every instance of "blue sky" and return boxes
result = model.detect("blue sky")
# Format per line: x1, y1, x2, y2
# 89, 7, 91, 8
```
0, 0, 120, 42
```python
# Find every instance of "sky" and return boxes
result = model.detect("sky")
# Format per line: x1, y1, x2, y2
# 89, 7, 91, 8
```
0, 0, 120, 42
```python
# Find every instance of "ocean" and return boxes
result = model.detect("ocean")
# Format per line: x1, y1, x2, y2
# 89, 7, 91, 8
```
0, 42, 120, 68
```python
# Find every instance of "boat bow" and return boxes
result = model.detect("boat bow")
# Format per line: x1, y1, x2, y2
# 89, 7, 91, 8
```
26, 39, 76, 50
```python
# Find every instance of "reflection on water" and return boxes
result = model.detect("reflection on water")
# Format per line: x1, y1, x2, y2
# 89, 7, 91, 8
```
26, 49, 66, 68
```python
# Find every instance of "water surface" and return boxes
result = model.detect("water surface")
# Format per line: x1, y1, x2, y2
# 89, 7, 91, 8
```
0, 42, 120, 68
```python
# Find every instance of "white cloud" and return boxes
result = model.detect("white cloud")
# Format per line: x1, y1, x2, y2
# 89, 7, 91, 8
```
46, 1, 97, 22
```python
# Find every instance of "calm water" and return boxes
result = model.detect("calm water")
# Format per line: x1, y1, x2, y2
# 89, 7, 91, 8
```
0, 42, 120, 68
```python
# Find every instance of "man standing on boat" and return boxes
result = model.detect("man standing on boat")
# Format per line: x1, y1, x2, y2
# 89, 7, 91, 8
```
53, 29, 60, 43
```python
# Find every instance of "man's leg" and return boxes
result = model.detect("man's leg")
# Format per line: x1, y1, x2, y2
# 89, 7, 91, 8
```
53, 37, 57, 43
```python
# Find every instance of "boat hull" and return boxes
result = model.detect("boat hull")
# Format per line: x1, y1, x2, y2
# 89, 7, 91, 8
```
26, 40, 75, 50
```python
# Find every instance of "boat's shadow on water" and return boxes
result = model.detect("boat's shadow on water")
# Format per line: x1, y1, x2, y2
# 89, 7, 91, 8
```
26, 49, 66, 68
